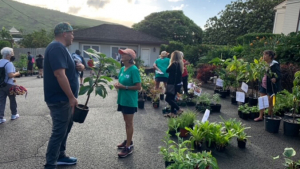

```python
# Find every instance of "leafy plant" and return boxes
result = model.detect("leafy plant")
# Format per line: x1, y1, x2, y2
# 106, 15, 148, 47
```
185, 124, 205, 149
273, 147, 300, 169
186, 151, 219, 169
177, 110, 196, 129
159, 131, 176, 162
186, 64, 195, 82
238, 104, 250, 114
196, 92, 210, 105
211, 94, 221, 105
168, 118, 180, 131
79, 49, 121, 108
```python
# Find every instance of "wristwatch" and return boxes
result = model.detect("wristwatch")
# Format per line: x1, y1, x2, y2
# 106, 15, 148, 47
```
126, 86, 128, 90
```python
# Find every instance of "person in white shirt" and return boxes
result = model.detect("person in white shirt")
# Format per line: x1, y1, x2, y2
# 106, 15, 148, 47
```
0, 47, 20, 124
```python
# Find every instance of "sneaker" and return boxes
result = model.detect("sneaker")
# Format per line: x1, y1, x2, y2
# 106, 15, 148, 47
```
118, 146, 133, 158
11, 114, 19, 120
57, 156, 77, 165
117, 140, 133, 149
0, 118, 6, 124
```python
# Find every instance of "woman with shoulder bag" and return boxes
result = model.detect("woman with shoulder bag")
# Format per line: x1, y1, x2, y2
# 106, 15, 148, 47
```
165, 51, 184, 118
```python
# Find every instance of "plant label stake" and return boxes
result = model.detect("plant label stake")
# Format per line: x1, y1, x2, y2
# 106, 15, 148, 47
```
258, 96, 269, 110
241, 82, 248, 93
236, 91, 245, 103
188, 83, 194, 89
201, 109, 210, 123
216, 78, 223, 87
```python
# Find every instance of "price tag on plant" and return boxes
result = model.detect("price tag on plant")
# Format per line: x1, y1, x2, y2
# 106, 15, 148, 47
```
258, 95, 269, 110
194, 86, 202, 96
201, 109, 210, 123
188, 83, 194, 89
241, 82, 248, 93
236, 91, 245, 103
216, 78, 223, 87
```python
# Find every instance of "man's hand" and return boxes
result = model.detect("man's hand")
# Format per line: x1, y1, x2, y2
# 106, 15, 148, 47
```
69, 97, 78, 114
15, 71, 20, 76
271, 78, 276, 84
76, 63, 85, 71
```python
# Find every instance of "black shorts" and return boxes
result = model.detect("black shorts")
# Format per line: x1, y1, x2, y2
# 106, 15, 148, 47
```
117, 105, 137, 114
259, 86, 274, 96
27, 63, 33, 70
155, 77, 168, 82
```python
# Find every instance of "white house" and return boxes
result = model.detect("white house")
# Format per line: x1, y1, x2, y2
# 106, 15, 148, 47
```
273, 0, 300, 35
68, 24, 168, 67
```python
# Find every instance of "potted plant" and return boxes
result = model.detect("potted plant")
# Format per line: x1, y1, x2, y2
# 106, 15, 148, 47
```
159, 132, 176, 168
187, 151, 219, 169
177, 111, 196, 137
249, 106, 259, 120
265, 105, 282, 133
239, 104, 250, 120
148, 88, 160, 108
273, 148, 300, 169
195, 92, 210, 113
214, 128, 235, 152
232, 120, 251, 149
210, 94, 221, 112
203, 122, 222, 149
244, 60, 261, 106
186, 97, 197, 107
75, 49, 120, 123
168, 118, 179, 137
185, 123, 205, 150
177, 94, 188, 107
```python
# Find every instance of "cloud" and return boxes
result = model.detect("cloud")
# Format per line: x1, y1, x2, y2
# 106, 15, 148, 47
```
68, 6, 81, 14
168, 0, 184, 2
172, 4, 185, 10
87, 0, 111, 9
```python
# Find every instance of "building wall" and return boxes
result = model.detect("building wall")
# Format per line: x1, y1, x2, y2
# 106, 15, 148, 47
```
282, 0, 300, 35
140, 45, 160, 67
273, 8, 286, 34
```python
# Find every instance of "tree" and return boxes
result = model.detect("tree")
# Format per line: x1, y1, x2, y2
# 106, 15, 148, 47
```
203, 0, 285, 45
133, 10, 203, 45
20, 29, 53, 48
0, 27, 12, 40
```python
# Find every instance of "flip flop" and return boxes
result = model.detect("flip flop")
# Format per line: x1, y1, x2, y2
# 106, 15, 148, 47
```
177, 110, 184, 115
254, 117, 263, 122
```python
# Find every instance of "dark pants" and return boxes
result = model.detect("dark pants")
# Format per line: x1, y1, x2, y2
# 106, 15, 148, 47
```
0, 84, 17, 119
45, 102, 73, 169
182, 76, 188, 94
165, 84, 182, 113
80, 71, 84, 79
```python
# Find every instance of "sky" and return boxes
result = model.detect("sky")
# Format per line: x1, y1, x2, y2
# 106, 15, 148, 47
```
14, 0, 233, 29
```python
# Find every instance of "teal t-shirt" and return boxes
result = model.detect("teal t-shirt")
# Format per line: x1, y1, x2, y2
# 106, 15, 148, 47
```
155, 58, 170, 78
117, 65, 141, 107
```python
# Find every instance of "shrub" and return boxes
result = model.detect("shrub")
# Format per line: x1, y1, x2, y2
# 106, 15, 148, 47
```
280, 64, 300, 92
196, 64, 216, 83
276, 32, 300, 64
236, 33, 279, 45
0, 40, 11, 59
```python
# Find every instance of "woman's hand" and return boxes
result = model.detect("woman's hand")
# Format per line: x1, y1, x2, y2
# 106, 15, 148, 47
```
271, 78, 276, 83
114, 82, 125, 89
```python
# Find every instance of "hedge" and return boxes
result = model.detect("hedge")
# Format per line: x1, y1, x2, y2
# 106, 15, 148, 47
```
236, 33, 279, 45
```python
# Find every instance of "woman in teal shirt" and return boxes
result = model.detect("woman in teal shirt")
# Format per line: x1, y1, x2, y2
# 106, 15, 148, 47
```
114, 48, 141, 158
153, 51, 170, 89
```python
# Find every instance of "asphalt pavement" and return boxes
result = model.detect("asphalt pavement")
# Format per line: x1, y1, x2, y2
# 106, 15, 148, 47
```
0, 71, 299, 169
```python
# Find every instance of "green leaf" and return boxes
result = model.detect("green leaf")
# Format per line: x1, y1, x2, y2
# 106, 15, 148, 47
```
273, 155, 280, 160
283, 148, 296, 158
89, 77, 94, 86
79, 86, 91, 95
87, 87, 94, 95
84, 77, 91, 83
95, 86, 103, 97
108, 85, 114, 90
100, 76, 113, 82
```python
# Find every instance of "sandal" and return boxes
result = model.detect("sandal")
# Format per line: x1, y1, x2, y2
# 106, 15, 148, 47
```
177, 110, 184, 115
254, 117, 263, 122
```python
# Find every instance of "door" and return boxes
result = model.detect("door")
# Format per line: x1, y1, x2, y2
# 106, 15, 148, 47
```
141, 49, 150, 66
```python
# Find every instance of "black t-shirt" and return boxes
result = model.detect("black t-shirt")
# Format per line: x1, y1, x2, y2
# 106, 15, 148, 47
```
166, 62, 182, 85
43, 41, 79, 103
36, 58, 44, 68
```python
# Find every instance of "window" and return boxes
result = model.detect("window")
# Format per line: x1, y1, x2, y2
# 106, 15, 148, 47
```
82, 45, 100, 59
111, 46, 127, 61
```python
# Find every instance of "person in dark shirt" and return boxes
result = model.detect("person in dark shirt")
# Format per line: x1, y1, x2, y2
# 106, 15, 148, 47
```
36, 54, 44, 78
165, 51, 184, 118
27, 52, 33, 76
72, 50, 86, 86
43, 22, 85, 169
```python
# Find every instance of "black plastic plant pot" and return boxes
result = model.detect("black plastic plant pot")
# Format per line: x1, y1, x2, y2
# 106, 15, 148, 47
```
194, 141, 203, 151
226, 89, 230, 96
165, 161, 175, 168
284, 113, 300, 120
179, 102, 187, 107
206, 141, 216, 148
138, 100, 145, 109
215, 145, 226, 152
73, 104, 89, 123
249, 112, 259, 120
152, 101, 160, 109
265, 116, 282, 133
186, 101, 196, 106
238, 111, 242, 118
160, 94, 164, 100
214, 89, 219, 94
168, 129, 177, 137
244, 97, 249, 104
248, 98, 258, 106
211, 104, 221, 112
283, 119, 300, 137
240, 113, 250, 120
147, 96, 152, 101
219, 91, 227, 98
231, 97, 237, 105
237, 138, 247, 149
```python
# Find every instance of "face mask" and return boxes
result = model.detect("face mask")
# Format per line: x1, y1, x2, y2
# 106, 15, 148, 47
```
10, 56, 15, 62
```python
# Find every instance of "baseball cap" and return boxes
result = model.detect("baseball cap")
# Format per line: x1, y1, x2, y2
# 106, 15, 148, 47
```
118, 49, 136, 59
161, 51, 169, 56
54, 22, 73, 36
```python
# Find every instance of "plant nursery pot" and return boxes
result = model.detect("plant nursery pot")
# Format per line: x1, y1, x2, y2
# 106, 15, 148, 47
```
283, 119, 300, 137
214, 89, 219, 94
284, 113, 300, 120
237, 138, 247, 149
186, 101, 196, 106
215, 145, 226, 152
168, 129, 178, 137
238, 111, 242, 118
152, 101, 160, 109
249, 112, 259, 120
179, 128, 189, 137
162, 107, 170, 114
193, 141, 203, 151
138, 100, 145, 109
206, 141, 216, 148
178, 101, 187, 107
165, 160, 175, 168
226, 89, 230, 96
244, 97, 249, 104
196, 104, 208, 113
265, 116, 282, 133
160, 94, 164, 100
210, 104, 221, 112
73, 104, 89, 123
231, 97, 237, 105
219, 90, 227, 98
248, 97, 258, 106
147, 96, 152, 101
240, 113, 250, 120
